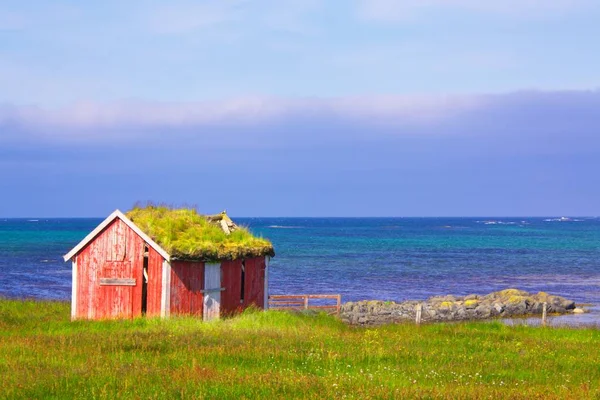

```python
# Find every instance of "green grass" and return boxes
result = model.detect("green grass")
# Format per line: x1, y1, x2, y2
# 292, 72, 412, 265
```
1, 299, 600, 399
126, 205, 274, 261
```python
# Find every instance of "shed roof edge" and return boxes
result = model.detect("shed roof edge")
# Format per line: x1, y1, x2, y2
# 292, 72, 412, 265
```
63, 209, 171, 262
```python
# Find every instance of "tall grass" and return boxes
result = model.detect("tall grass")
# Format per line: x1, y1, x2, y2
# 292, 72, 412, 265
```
1, 299, 599, 399
126, 205, 274, 260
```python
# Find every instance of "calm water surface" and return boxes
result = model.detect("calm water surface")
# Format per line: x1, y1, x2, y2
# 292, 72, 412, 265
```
1, 217, 599, 324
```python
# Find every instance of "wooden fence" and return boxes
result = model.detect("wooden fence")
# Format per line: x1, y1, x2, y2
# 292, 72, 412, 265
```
268, 294, 342, 315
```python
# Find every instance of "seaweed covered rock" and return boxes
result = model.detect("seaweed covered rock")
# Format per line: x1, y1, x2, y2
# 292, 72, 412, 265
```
341, 289, 579, 326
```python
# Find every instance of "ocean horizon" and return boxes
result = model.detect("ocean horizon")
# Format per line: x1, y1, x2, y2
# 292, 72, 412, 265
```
2, 216, 599, 325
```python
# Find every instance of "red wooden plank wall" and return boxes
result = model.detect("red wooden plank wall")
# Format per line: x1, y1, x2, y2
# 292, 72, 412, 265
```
170, 261, 204, 317
220, 257, 265, 316
244, 257, 266, 309
145, 247, 164, 317
75, 218, 145, 319
221, 259, 243, 316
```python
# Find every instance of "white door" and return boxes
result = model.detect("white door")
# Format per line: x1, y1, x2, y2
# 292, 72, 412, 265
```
203, 263, 221, 321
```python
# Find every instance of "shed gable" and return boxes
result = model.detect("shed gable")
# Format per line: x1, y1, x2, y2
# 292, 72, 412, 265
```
74, 217, 146, 319
64, 210, 170, 262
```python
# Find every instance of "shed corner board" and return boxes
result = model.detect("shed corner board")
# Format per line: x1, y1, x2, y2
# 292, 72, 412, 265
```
161, 260, 171, 318
71, 259, 78, 319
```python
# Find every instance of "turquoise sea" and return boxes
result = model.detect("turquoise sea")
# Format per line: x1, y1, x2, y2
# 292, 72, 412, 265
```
1, 217, 599, 323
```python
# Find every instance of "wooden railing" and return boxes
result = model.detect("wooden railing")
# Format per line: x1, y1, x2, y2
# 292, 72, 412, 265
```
268, 294, 342, 315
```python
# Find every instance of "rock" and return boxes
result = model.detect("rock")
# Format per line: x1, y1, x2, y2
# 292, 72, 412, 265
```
339, 289, 578, 326
493, 303, 505, 314
497, 288, 530, 298
475, 304, 492, 318
561, 300, 576, 310
464, 299, 479, 309
573, 308, 585, 314
425, 308, 437, 318
429, 295, 456, 303
439, 301, 455, 309
505, 300, 528, 315
530, 302, 543, 313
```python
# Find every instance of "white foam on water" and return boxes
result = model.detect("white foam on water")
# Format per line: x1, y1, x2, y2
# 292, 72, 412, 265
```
543, 217, 584, 222
477, 220, 520, 225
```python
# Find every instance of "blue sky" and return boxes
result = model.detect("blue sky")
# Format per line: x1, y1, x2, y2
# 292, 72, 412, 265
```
1, 0, 599, 217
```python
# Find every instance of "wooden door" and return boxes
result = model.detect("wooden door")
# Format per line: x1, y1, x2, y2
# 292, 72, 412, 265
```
98, 261, 136, 318
94, 218, 144, 319
203, 263, 222, 320
244, 257, 266, 308
220, 260, 243, 316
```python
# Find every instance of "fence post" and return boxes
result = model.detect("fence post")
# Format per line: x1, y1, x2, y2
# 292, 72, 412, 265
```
336, 294, 341, 316
542, 302, 547, 326
304, 295, 309, 310
416, 303, 422, 325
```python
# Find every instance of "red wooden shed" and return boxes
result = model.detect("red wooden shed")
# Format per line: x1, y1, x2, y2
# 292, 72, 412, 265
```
63, 206, 274, 321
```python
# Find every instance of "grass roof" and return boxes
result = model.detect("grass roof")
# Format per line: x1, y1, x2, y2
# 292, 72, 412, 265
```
126, 205, 274, 261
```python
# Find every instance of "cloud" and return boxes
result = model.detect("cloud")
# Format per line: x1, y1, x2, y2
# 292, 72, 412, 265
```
260, 0, 323, 35
140, 0, 324, 36
142, 0, 246, 34
357, 0, 596, 21
1, 90, 599, 156
0, 10, 27, 30
0, 94, 485, 144
2, 89, 600, 217
0, 4, 80, 31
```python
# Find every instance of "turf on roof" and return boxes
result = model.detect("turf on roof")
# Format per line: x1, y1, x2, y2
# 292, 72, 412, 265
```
126, 206, 274, 261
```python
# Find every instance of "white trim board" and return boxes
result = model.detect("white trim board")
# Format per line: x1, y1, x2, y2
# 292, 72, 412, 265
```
71, 259, 77, 320
161, 260, 171, 318
203, 263, 221, 321
63, 209, 170, 262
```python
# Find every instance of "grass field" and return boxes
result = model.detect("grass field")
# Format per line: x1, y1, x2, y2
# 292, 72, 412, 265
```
1, 299, 599, 399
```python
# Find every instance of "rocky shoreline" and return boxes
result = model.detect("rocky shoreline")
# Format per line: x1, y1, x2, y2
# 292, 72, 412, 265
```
341, 289, 584, 326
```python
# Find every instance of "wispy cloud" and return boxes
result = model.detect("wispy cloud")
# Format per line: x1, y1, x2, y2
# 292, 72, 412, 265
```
2, 90, 599, 216
142, 0, 246, 34
140, 0, 323, 36
260, 0, 323, 35
0, 10, 27, 30
0, 4, 80, 31
2, 90, 599, 153
0, 94, 485, 144
357, 0, 596, 21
